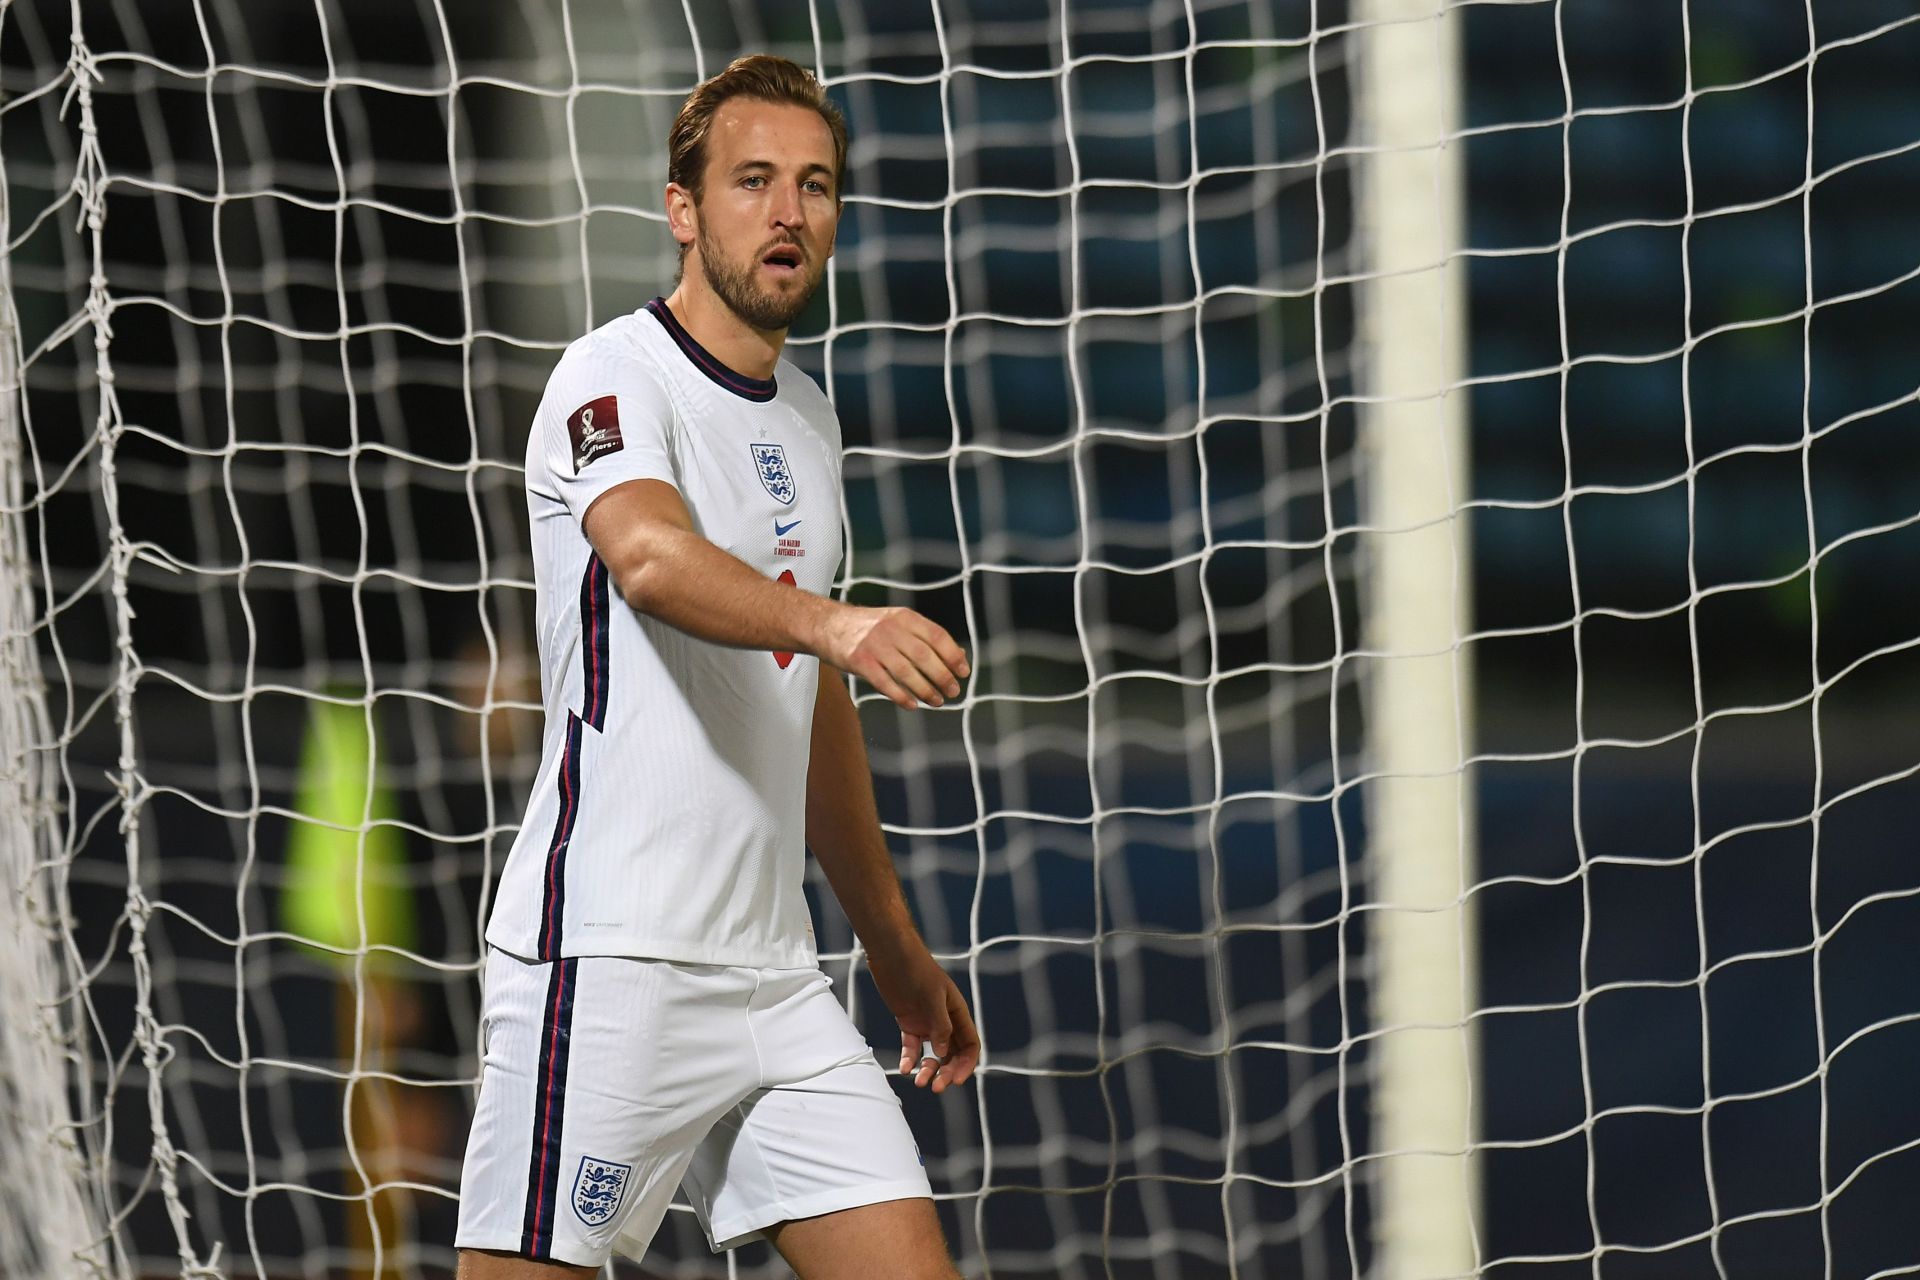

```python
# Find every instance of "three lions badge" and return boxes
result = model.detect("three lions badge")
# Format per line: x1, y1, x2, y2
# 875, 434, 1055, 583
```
751, 442, 796, 504
572, 1155, 631, 1227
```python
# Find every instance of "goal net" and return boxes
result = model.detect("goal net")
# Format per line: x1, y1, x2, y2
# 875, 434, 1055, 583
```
4, 1, 1919, 1278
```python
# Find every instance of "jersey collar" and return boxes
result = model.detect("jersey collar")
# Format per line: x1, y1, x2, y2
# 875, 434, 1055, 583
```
644, 298, 778, 403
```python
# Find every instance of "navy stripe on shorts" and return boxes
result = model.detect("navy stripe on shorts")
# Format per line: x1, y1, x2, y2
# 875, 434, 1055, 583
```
520, 956, 579, 1258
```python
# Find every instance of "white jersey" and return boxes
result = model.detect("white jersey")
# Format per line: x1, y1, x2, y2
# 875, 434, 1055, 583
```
487, 298, 843, 969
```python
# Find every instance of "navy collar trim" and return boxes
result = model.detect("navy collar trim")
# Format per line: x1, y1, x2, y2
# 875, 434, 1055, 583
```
645, 298, 777, 402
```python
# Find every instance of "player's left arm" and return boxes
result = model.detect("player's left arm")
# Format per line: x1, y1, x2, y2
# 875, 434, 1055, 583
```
806, 669, 979, 1094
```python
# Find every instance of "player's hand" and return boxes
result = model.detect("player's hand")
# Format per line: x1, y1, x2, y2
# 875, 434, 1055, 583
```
821, 605, 969, 710
871, 950, 979, 1094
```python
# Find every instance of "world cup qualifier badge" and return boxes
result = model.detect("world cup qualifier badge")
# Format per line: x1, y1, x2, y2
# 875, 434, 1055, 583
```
750, 442, 796, 504
568, 395, 624, 474
571, 1155, 632, 1227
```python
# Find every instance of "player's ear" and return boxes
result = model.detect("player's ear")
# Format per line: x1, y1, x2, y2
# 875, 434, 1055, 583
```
665, 182, 697, 248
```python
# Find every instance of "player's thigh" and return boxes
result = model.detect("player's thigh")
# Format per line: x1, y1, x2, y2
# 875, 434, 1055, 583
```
684, 1054, 934, 1251
765, 1196, 959, 1280
684, 973, 934, 1252
456, 949, 753, 1266
455, 1246, 596, 1279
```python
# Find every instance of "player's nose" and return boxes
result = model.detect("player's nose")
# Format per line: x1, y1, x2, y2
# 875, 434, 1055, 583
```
771, 179, 806, 229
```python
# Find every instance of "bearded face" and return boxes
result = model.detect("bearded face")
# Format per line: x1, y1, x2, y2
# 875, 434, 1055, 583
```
694, 214, 828, 332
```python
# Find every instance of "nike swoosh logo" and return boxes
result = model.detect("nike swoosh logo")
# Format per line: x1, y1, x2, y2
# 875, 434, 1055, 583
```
774, 518, 803, 536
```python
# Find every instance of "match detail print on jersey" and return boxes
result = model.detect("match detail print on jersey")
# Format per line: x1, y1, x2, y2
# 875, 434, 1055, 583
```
567, 394, 625, 473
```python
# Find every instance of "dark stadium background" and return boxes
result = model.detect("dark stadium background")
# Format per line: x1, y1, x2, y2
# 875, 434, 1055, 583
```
5, 0, 1918, 1276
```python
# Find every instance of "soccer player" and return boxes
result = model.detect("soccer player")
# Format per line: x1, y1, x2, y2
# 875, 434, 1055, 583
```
455, 55, 978, 1279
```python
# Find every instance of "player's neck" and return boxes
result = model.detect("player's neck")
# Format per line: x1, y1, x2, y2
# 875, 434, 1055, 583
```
662, 284, 785, 382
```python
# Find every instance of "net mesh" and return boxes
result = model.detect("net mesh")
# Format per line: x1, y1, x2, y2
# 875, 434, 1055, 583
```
2, 1, 1918, 1278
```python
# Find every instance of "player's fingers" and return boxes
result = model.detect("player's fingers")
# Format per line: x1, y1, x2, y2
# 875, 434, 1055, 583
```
900, 635, 961, 700
943, 1035, 980, 1088
861, 660, 918, 711
946, 995, 980, 1086
948, 1004, 978, 1057
930, 1001, 954, 1063
933, 1056, 973, 1092
882, 650, 944, 708
899, 1029, 919, 1076
932, 1051, 975, 1092
911, 999, 953, 1089
904, 613, 970, 681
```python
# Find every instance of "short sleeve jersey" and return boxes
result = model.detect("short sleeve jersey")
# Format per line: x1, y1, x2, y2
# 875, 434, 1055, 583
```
487, 298, 843, 969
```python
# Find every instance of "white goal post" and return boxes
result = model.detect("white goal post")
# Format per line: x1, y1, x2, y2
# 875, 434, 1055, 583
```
1354, 0, 1478, 1274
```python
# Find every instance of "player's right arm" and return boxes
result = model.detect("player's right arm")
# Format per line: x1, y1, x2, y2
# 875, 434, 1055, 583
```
581, 478, 967, 709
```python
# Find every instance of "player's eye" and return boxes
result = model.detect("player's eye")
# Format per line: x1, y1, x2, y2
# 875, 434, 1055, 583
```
803, 179, 828, 195
742, 174, 766, 189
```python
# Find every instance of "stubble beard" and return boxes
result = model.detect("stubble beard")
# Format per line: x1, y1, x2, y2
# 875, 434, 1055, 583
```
695, 221, 824, 333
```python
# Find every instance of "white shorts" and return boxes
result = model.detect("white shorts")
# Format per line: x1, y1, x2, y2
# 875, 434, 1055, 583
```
455, 947, 932, 1267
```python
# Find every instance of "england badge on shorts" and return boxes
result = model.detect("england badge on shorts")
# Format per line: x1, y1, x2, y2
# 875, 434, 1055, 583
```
572, 1155, 631, 1227
751, 442, 796, 504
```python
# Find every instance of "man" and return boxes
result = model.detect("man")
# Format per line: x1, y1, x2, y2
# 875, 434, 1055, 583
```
455, 55, 978, 1279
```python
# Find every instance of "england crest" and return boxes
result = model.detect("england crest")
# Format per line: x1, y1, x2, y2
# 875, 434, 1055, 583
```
750, 442, 796, 505
571, 1155, 631, 1227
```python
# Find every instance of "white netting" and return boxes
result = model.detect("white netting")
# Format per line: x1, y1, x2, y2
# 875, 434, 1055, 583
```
3, 1, 1919, 1278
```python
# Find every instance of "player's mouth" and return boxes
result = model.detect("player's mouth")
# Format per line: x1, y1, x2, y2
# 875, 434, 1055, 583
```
761, 243, 804, 277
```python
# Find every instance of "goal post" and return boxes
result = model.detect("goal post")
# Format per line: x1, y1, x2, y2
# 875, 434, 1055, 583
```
0, 120, 113, 1275
1354, 0, 1480, 1274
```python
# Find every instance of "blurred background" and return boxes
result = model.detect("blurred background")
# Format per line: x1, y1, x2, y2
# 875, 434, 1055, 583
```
2, 0, 1918, 1277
